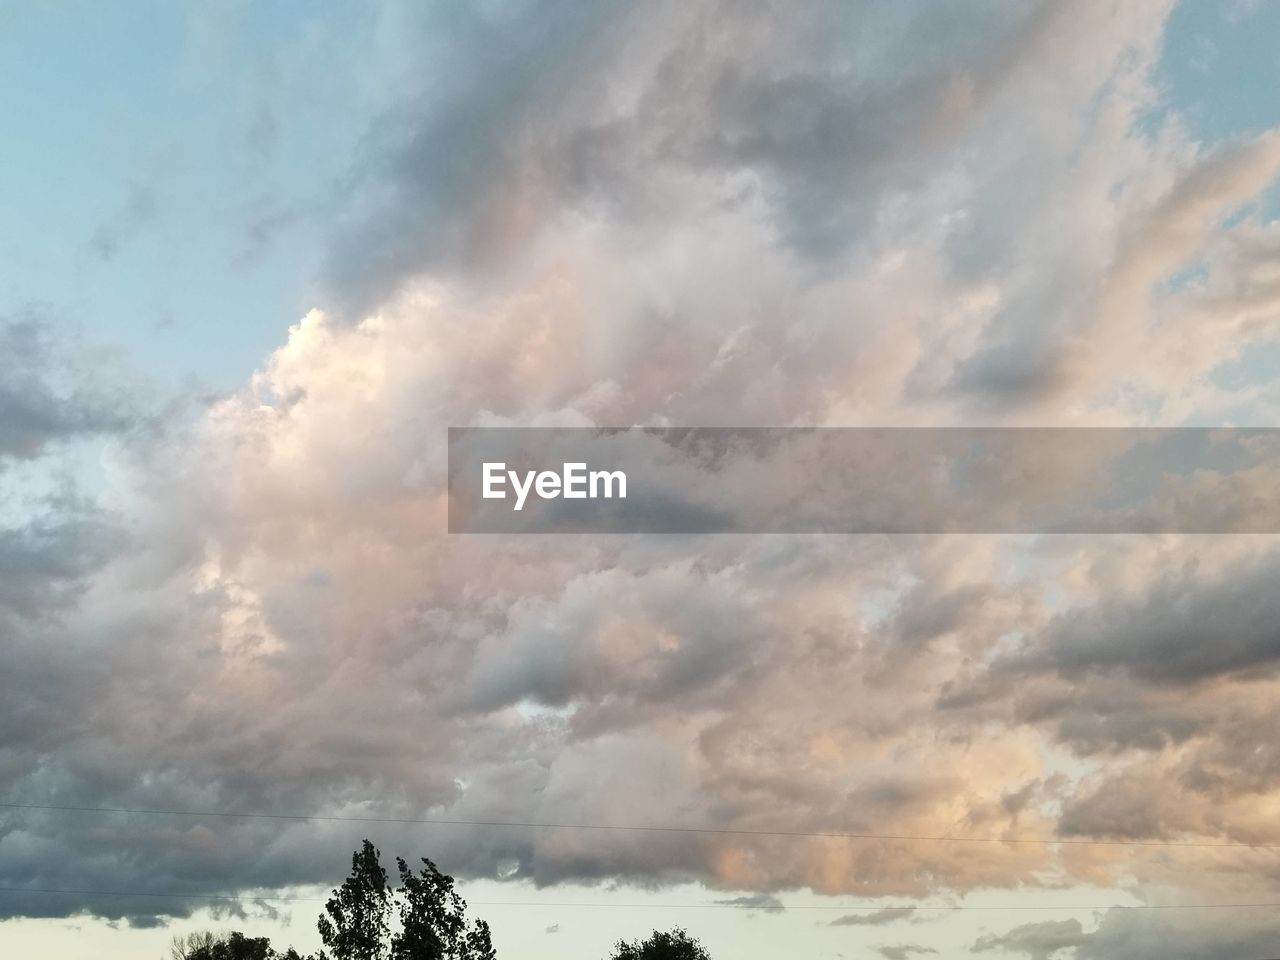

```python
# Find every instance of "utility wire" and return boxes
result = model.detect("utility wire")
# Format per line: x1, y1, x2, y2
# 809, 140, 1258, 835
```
2, 886, 1280, 912
2, 801, 1277, 851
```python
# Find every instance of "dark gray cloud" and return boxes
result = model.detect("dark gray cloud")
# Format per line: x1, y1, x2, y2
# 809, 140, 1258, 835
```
0, 496, 124, 618
1004, 548, 1280, 688
925, 542, 1280, 848
973, 918, 1086, 960
1055, 773, 1177, 842
974, 909, 1280, 960
939, 545, 1280, 755
0, 316, 154, 920
322, 1, 1086, 317
688, 2, 1058, 259
0, 318, 136, 463
325, 0, 633, 312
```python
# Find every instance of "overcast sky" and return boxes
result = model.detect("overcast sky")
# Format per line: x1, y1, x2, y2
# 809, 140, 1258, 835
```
4, 2, 1280, 958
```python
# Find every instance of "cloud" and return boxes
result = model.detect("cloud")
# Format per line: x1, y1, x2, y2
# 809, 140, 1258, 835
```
86, 179, 161, 262
830, 907, 919, 927
973, 918, 1086, 960
1037, 548, 1280, 685
875, 946, 936, 960
325, 0, 1187, 333
316, 0, 1280, 427
325, 0, 635, 311
0, 318, 136, 464
952, 133, 1280, 406
715, 894, 785, 914
7, 0, 1280, 932
975, 908, 1280, 960
0, 495, 124, 618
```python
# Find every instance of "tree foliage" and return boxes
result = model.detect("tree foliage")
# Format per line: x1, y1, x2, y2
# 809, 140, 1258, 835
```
392, 856, 496, 960
170, 930, 296, 960
171, 931, 217, 960
162, 842, 712, 960
318, 840, 392, 960
608, 928, 713, 960
312, 839, 496, 960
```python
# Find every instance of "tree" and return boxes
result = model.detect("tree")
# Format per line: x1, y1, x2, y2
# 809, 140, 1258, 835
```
171, 932, 217, 960
162, 843, 493, 960
318, 840, 392, 960
168, 930, 286, 960
608, 928, 712, 960
391, 856, 496, 960
208, 932, 276, 960
314, 840, 494, 960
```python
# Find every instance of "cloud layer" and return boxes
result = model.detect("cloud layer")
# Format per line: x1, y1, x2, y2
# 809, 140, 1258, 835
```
3, 4, 1280, 951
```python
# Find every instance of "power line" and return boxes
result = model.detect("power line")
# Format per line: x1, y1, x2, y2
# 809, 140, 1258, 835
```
2, 800, 1277, 851
2, 886, 1280, 913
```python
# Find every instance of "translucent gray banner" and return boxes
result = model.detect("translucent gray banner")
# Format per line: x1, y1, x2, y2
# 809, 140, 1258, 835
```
447, 427, 1280, 534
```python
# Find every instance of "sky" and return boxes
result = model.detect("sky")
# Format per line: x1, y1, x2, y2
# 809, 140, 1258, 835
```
3, 1, 1280, 958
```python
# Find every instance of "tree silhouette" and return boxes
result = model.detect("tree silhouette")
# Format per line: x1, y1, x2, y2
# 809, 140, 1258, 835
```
170, 931, 217, 959
318, 840, 392, 960
170, 930, 283, 960
159, 842, 500, 960
608, 928, 712, 960
392, 856, 496, 960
